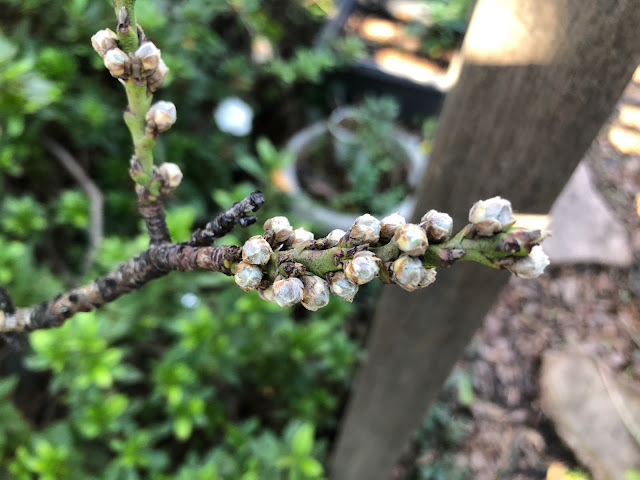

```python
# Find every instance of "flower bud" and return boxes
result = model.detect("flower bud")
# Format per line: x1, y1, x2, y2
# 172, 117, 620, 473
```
506, 245, 549, 278
394, 224, 428, 256
148, 58, 169, 92
91, 28, 119, 57
380, 212, 406, 242
469, 196, 514, 236
292, 227, 314, 245
158, 162, 182, 189
272, 277, 304, 307
242, 235, 273, 266
349, 214, 381, 245
329, 272, 359, 302
234, 262, 263, 291
263, 216, 293, 243
392, 254, 424, 291
258, 286, 275, 302
417, 267, 437, 289
146, 101, 177, 133
345, 251, 380, 285
421, 210, 453, 243
325, 229, 346, 247
135, 41, 160, 73
301, 275, 330, 311
103, 48, 129, 77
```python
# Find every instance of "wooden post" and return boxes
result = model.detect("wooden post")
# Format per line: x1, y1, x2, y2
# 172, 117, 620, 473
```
330, 1, 640, 479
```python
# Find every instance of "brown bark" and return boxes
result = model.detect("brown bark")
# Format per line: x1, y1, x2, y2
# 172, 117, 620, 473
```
0, 244, 241, 333
330, 1, 640, 479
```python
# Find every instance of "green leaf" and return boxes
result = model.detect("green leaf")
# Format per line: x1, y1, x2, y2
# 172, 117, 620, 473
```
456, 372, 474, 407
174, 416, 193, 441
291, 423, 314, 456
299, 457, 323, 476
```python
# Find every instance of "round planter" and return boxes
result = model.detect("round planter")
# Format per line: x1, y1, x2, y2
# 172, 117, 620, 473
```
282, 120, 428, 232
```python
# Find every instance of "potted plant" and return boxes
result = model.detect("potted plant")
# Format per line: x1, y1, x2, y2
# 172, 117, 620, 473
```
283, 96, 428, 230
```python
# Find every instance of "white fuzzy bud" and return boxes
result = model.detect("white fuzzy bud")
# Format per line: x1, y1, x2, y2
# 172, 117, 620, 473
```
242, 235, 273, 266
263, 216, 293, 243
392, 254, 424, 291
103, 48, 128, 77
135, 41, 160, 73
421, 210, 453, 243
469, 196, 514, 236
91, 28, 119, 57
148, 58, 169, 92
158, 162, 182, 189
146, 101, 177, 133
301, 275, 330, 311
345, 251, 380, 285
272, 277, 304, 307
234, 262, 263, 291
258, 286, 275, 302
349, 214, 381, 245
394, 224, 428, 256
380, 212, 406, 241
506, 245, 550, 278
329, 272, 359, 302
292, 227, 314, 245
417, 267, 437, 289
325, 229, 346, 247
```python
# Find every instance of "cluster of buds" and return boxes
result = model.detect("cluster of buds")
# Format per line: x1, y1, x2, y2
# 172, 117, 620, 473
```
91, 30, 169, 92
233, 197, 550, 309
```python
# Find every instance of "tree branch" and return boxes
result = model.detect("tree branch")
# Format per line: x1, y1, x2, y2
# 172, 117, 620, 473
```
42, 137, 104, 275
0, 243, 241, 333
189, 191, 265, 246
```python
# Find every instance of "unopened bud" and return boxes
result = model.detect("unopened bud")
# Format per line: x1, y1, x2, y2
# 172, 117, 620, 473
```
349, 214, 381, 245
380, 212, 406, 241
148, 58, 169, 92
345, 251, 380, 285
325, 229, 346, 247
329, 272, 359, 302
421, 210, 453, 243
103, 48, 129, 77
392, 254, 424, 291
158, 162, 182, 189
146, 101, 177, 133
135, 41, 160, 73
292, 227, 314, 245
272, 277, 304, 307
263, 216, 293, 243
91, 28, 119, 57
418, 267, 437, 288
242, 235, 273, 265
258, 286, 275, 302
234, 262, 263, 291
394, 224, 428, 256
506, 245, 549, 278
469, 196, 514, 236
301, 275, 330, 311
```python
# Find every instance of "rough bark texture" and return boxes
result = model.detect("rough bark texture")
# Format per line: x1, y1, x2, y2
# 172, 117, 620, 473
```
0, 244, 240, 333
330, 1, 640, 479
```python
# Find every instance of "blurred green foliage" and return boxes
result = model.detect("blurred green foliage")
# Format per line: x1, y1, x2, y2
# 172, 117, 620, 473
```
0, 0, 365, 477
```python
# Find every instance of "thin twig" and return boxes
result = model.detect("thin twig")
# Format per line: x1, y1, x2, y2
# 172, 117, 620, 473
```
42, 137, 104, 277
189, 191, 265, 246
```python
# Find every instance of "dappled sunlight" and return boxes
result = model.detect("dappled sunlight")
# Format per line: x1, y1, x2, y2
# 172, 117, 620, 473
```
618, 105, 640, 131
608, 126, 640, 155
513, 213, 550, 232
464, 2, 563, 65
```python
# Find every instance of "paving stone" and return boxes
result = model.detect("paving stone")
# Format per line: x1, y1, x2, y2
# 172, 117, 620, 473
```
540, 351, 640, 480
544, 162, 633, 267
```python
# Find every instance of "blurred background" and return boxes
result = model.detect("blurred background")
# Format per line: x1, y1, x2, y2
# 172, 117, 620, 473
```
0, 0, 639, 479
